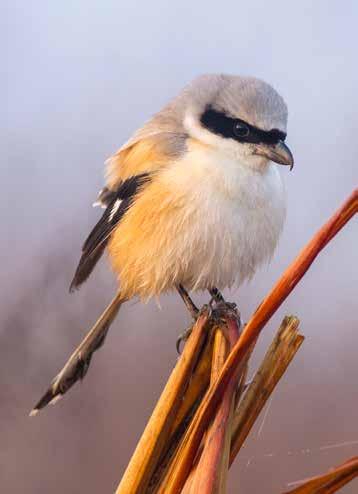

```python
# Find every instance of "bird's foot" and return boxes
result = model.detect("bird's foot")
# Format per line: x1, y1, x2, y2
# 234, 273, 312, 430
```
208, 288, 239, 321
209, 287, 225, 305
176, 326, 193, 354
177, 284, 199, 319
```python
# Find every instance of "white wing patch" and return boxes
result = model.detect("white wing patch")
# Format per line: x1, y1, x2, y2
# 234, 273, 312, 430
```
108, 199, 122, 222
92, 188, 106, 208
92, 200, 106, 209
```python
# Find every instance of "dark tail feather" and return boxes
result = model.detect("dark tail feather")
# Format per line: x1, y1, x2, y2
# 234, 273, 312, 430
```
69, 243, 107, 292
30, 291, 124, 416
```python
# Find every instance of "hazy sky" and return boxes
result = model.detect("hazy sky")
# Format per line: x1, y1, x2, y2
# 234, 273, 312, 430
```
1, 1, 357, 493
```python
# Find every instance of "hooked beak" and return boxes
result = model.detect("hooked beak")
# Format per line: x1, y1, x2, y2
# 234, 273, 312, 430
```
253, 140, 294, 170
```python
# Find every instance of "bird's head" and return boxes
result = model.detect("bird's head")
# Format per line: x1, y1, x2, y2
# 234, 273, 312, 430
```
181, 74, 293, 171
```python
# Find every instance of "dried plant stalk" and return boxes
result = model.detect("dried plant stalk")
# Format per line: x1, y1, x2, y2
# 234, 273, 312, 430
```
168, 334, 214, 441
283, 456, 358, 493
230, 315, 304, 465
157, 189, 357, 494
189, 313, 240, 494
181, 327, 254, 494
188, 327, 230, 493
148, 334, 214, 493
156, 313, 241, 494
115, 309, 211, 494
178, 315, 302, 494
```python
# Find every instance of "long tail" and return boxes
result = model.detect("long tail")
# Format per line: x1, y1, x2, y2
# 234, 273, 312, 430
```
30, 291, 124, 416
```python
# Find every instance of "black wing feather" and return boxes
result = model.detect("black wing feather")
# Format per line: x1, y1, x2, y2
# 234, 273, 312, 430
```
70, 173, 150, 292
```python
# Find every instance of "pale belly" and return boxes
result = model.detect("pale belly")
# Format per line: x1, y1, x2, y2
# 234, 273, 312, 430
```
175, 178, 285, 291
108, 156, 286, 299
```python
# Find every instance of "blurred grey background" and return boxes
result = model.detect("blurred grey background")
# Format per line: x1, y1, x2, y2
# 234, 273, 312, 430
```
1, 1, 357, 492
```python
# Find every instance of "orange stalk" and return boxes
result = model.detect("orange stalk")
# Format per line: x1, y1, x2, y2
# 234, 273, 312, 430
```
283, 456, 358, 493
115, 309, 211, 494
189, 313, 241, 493
148, 333, 214, 493
230, 315, 304, 465
159, 189, 358, 494
168, 334, 214, 442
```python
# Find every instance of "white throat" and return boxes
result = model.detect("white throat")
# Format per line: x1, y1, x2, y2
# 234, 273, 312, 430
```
162, 139, 287, 290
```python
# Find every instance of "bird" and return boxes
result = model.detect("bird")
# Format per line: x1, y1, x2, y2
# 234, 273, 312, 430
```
31, 73, 294, 415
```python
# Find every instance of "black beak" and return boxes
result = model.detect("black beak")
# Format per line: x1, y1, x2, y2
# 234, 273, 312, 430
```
253, 140, 294, 170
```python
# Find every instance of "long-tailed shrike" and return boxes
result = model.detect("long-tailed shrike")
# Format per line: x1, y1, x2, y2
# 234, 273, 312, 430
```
32, 74, 293, 414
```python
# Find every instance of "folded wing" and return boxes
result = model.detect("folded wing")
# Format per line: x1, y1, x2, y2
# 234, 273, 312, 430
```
70, 173, 150, 292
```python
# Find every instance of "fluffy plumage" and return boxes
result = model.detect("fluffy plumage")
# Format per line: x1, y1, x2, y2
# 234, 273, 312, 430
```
101, 74, 289, 299
30, 74, 293, 414
75, 74, 291, 299
108, 138, 286, 299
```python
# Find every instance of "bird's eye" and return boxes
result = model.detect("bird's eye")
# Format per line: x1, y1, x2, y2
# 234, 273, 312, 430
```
233, 121, 250, 138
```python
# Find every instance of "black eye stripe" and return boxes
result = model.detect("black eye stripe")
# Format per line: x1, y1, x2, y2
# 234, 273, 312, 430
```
200, 107, 286, 145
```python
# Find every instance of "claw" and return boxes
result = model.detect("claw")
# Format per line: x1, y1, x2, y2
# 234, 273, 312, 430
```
176, 326, 193, 354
